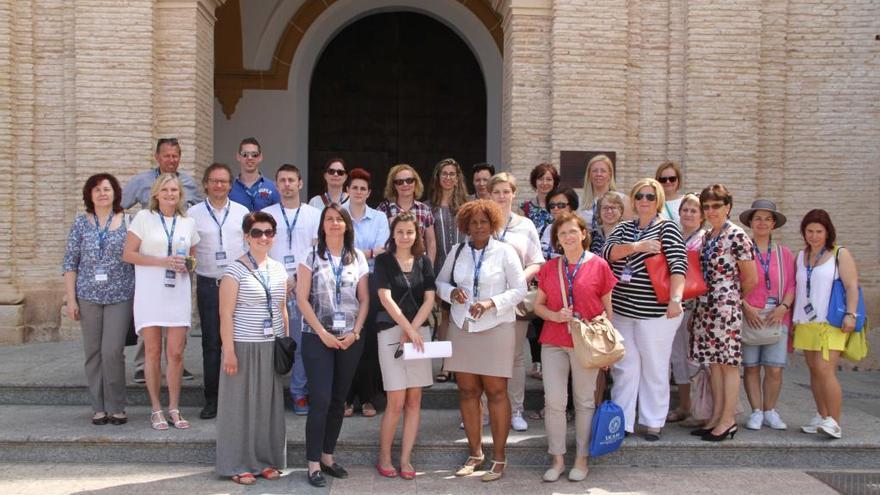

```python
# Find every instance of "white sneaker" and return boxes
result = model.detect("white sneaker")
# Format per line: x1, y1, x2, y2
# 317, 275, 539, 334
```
762, 409, 788, 430
800, 413, 823, 434
817, 416, 842, 439
746, 409, 764, 430
511, 412, 528, 431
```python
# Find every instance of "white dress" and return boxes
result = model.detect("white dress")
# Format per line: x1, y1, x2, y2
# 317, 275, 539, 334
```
129, 210, 200, 333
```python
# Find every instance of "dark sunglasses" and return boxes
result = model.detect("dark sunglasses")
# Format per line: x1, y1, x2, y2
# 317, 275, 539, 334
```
634, 193, 657, 201
548, 201, 569, 210
239, 151, 261, 159
393, 177, 416, 186
701, 202, 727, 211
157, 137, 179, 146
389, 342, 404, 359
249, 228, 276, 238
326, 168, 347, 176
658, 176, 678, 184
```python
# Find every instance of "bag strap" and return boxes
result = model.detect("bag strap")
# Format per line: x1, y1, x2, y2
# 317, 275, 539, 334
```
449, 242, 466, 288
557, 258, 569, 310
235, 259, 274, 319
833, 246, 842, 280
774, 244, 784, 301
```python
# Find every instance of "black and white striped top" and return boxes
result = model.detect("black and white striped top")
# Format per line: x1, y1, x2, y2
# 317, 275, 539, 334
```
602, 218, 687, 319
222, 258, 287, 342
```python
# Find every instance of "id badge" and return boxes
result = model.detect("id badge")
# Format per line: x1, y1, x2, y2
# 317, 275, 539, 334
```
94, 267, 108, 282
214, 251, 228, 267
620, 265, 633, 284
332, 311, 346, 332
804, 303, 817, 321
765, 297, 779, 309
283, 255, 297, 272
164, 269, 177, 288
263, 318, 274, 337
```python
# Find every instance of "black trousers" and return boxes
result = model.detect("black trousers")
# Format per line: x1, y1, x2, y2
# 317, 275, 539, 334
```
302, 332, 364, 462
196, 275, 221, 404
346, 274, 382, 405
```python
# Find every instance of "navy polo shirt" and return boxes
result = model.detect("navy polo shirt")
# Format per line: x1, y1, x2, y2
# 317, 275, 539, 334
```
229, 175, 281, 211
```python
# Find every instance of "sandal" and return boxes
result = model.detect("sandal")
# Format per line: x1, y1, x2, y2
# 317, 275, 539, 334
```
232, 473, 256, 485
344, 403, 354, 417
92, 412, 109, 425
481, 460, 507, 482
362, 402, 377, 417
167, 409, 190, 429
666, 409, 689, 423
528, 408, 545, 420
399, 463, 416, 480
260, 466, 282, 480
435, 370, 451, 383
109, 413, 128, 425
455, 455, 485, 477
150, 410, 168, 431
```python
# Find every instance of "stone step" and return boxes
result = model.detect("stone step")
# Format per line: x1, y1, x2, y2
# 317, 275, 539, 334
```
1, 405, 878, 469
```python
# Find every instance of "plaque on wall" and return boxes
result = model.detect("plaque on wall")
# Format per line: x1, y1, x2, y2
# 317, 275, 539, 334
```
558, 150, 617, 191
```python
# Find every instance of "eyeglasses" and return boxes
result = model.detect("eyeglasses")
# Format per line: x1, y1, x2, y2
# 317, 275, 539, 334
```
394, 177, 416, 186
634, 193, 657, 201
601, 205, 620, 212
248, 228, 276, 238
548, 201, 569, 210
239, 151, 261, 159
658, 176, 678, 184
206, 179, 230, 185
440, 172, 458, 178
701, 202, 727, 211
326, 168, 347, 177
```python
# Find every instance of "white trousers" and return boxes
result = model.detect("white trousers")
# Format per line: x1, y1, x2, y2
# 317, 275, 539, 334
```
610, 313, 682, 431
542, 344, 598, 457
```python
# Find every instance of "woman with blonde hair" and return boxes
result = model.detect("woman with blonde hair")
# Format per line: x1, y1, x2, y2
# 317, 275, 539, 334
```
377, 164, 437, 264
581, 154, 631, 230
655, 161, 684, 224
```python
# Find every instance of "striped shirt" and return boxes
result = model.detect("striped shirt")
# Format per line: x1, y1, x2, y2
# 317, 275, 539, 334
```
223, 258, 288, 342
602, 218, 687, 319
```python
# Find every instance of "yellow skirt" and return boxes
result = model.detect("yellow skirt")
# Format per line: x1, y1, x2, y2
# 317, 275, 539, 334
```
793, 322, 848, 360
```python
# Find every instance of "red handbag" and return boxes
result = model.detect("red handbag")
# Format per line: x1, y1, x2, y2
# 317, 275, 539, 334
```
645, 249, 707, 303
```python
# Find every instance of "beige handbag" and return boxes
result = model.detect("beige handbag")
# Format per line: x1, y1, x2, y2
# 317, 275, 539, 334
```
557, 257, 625, 369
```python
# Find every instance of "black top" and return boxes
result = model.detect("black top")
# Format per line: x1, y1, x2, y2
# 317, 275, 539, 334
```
373, 252, 436, 325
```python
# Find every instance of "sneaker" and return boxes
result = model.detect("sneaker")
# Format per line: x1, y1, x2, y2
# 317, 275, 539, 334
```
762, 409, 787, 430
293, 397, 309, 416
800, 413, 823, 434
511, 412, 528, 431
746, 409, 764, 430
817, 416, 842, 439
133, 370, 146, 384
182, 368, 194, 381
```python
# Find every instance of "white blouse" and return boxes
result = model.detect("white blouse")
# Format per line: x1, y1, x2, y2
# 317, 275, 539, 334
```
793, 250, 836, 324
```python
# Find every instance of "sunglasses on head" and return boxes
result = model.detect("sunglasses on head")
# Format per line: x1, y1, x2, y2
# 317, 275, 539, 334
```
326, 168, 346, 176
658, 176, 678, 184
701, 202, 727, 211
239, 151, 260, 159
249, 228, 276, 238
394, 177, 416, 186
157, 137, 179, 146
548, 201, 569, 210
634, 193, 657, 201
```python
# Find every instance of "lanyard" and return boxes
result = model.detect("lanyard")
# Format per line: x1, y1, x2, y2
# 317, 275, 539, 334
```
563, 251, 587, 308
245, 252, 273, 319
159, 213, 178, 256
701, 222, 729, 281
205, 200, 230, 249
280, 205, 302, 252
805, 247, 826, 299
683, 229, 701, 247
499, 214, 513, 242
540, 224, 552, 259
591, 199, 599, 230
93, 213, 112, 257
632, 216, 658, 241
325, 191, 347, 205
470, 243, 487, 299
753, 241, 773, 291
326, 249, 346, 307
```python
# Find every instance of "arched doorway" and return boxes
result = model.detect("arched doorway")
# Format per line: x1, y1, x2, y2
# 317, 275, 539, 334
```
308, 12, 487, 204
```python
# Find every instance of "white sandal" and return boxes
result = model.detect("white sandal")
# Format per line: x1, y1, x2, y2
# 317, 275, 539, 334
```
150, 410, 168, 431
168, 409, 190, 429
481, 460, 507, 482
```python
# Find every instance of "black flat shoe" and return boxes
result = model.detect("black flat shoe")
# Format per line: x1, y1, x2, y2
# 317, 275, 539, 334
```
644, 428, 662, 442
92, 414, 109, 425
690, 427, 712, 436
199, 402, 217, 420
308, 470, 326, 487
108, 413, 128, 425
701, 424, 738, 442
320, 461, 349, 478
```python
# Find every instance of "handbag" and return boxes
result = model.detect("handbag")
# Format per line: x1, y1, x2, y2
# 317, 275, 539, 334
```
558, 258, 625, 369
827, 247, 867, 332
588, 400, 625, 457
515, 282, 538, 320
690, 366, 713, 421
274, 336, 297, 374
842, 326, 869, 362
741, 244, 786, 346
645, 250, 708, 303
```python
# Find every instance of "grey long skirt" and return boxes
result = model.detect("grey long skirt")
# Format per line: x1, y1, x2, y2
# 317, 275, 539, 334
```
215, 341, 287, 476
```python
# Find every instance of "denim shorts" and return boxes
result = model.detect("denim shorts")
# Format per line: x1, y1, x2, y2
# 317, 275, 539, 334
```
742, 331, 788, 368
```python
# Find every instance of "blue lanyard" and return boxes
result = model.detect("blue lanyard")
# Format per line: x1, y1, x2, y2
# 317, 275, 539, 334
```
326, 249, 346, 306
632, 216, 658, 241
280, 205, 301, 252
470, 243, 487, 299
805, 247, 826, 299
158, 214, 178, 256
499, 214, 513, 242
753, 240, 773, 291
93, 213, 111, 257
205, 200, 230, 249
325, 191, 347, 205
591, 200, 599, 231
563, 251, 587, 308
246, 252, 273, 319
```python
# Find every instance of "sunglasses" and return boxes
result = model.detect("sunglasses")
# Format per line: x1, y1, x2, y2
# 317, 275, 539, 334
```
157, 137, 179, 146
634, 193, 657, 201
658, 176, 678, 184
548, 201, 569, 210
394, 177, 416, 186
389, 342, 404, 359
239, 151, 261, 159
701, 202, 727, 211
326, 168, 347, 176
249, 228, 276, 238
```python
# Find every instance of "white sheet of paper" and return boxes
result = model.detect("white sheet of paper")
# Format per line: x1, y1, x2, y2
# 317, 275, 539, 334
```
403, 341, 452, 360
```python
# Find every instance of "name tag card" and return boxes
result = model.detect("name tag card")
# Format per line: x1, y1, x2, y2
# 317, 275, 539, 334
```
94, 267, 108, 282
284, 255, 296, 272
215, 251, 228, 267
164, 269, 177, 288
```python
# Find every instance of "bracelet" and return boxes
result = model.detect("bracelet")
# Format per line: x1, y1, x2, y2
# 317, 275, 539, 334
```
780, 302, 791, 310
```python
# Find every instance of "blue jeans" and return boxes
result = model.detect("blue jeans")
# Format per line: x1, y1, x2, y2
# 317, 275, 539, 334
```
288, 298, 309, 399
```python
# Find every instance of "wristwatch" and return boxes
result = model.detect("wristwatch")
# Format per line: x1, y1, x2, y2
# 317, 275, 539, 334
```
780, 302, 791, 310
353, 331, 361, 340
670, 295, 683, 304
845, 312, 857, 319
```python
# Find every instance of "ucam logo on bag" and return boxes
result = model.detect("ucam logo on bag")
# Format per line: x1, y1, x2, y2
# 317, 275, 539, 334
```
589, 400, 625, 457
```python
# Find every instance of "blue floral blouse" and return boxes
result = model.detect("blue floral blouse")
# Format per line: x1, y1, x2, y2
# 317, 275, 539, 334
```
63, 214, 135, 304
520, 199, 553, 232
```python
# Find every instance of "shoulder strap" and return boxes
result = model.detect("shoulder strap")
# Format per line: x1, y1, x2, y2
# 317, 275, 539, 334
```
774, 244, 784, 301
321, 194, 330, 206
450, 242, 466, 287
523, 201, 531, 216
557, 258, 569, 310
833, 246, 842, 280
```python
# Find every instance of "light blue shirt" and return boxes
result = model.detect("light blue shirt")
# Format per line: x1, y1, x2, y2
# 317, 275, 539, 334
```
344, 203, 390, 271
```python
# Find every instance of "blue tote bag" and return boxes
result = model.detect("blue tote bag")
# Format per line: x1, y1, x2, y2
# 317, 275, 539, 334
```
589, 400, 625, 457
827, 247, 866, 332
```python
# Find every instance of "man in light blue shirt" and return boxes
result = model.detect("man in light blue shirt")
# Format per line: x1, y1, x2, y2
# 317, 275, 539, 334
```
121, 137, 203, 209
229, 137, 280, 211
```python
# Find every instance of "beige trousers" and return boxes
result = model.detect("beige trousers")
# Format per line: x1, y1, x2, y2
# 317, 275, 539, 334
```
542, 344, 599, 457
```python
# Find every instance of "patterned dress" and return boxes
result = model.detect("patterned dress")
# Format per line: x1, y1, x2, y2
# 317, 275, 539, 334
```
690, 222, 754, 366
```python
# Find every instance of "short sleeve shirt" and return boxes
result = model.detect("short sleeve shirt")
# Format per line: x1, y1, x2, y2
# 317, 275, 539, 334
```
373, 253, 436, 321
128, 210, 200, 257
223, 258, 288, 342
300, 248, 369, 335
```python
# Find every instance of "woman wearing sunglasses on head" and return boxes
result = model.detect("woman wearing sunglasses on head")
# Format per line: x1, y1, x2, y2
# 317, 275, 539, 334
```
373, 212, 436, 480
308, 158, 349, 210
590, 191, 626, 255
602, 178, 687, 441
297, 204, 370, 487
655, 161, 684, 224
377, 164, 437, 265
215, 212, 289, 485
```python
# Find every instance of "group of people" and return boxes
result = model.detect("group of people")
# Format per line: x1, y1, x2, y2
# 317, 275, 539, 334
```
63, 138, 864, 487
